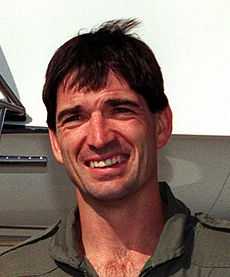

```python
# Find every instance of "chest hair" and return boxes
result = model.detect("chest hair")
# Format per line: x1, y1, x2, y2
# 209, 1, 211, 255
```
93, 254, 145, 277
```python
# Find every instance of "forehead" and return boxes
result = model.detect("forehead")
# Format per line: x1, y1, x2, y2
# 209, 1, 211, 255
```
56, 72, 145, 108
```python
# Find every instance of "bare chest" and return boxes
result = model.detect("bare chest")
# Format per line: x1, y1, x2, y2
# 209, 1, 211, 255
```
93, 256, 145, 277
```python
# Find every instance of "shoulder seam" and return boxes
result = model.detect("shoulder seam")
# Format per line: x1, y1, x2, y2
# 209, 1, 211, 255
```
195, 213, 230, 230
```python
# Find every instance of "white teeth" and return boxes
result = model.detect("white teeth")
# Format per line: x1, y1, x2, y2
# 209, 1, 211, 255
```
98, 161, 106, 167
90, 161, 95, 168
89, 156, 123, 168
105, 159, 112, 166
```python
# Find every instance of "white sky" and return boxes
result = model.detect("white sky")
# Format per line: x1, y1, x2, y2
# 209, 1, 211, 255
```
1, 0, 230, 135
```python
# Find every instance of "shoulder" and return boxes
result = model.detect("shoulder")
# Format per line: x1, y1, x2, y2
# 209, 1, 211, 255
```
195, 212, 230, 229
0, 221, 60, 277
191, 213, 230, 268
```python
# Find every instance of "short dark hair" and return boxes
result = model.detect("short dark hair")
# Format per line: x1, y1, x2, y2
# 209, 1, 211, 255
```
42, 19, 168, 130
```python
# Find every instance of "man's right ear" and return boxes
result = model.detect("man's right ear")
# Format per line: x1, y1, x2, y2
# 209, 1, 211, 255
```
48, 129, 64, 164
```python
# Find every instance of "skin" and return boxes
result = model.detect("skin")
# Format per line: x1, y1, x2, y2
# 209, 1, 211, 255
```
49, 72, 172, 276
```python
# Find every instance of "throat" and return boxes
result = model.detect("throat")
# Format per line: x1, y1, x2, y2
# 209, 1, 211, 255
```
87, 249, 150, 277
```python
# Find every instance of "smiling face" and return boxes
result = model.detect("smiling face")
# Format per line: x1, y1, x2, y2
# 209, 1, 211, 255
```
49, 72, 172, 203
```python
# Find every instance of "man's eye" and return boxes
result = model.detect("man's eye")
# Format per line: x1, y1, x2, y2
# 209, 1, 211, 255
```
62, 114, 84, 124
113, 107, 133, 114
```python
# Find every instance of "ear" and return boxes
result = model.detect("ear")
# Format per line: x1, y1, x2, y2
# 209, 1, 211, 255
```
48, 129, 64, 164
155, 105, 173, 149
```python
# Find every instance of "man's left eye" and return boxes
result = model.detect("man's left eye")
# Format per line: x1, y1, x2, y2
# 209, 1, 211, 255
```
113, 107, 133, 113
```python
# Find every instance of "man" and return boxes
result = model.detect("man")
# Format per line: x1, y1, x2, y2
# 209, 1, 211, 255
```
0, 19, 230, 277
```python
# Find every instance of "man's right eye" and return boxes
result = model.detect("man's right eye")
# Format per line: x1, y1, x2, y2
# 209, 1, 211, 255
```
62, 114, 85, 124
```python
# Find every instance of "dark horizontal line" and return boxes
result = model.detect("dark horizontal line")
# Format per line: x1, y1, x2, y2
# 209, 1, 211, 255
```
2, 124, 48, 134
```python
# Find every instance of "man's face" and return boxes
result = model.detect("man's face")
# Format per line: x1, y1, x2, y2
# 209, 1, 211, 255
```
49, 72, 171, 202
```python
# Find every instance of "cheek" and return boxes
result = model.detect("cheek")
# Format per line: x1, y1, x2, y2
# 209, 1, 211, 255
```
120, 118, 147, 138
57, 128, 85, 160
133, 121, 156, 162
128, 119, 154, 147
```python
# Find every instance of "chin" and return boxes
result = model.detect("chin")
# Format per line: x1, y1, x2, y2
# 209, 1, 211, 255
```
81, 180, 140, 203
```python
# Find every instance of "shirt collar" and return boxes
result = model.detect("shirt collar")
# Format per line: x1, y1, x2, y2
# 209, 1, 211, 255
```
49, 209, 84, 269
49, 182, 191, 271
143, 182, 191, 269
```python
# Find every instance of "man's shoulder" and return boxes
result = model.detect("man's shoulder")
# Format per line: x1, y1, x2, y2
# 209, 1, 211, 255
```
194, 212, 230, 240
0, 221, 60, 277
191, 213, 230, 268
195, 212, 230, 229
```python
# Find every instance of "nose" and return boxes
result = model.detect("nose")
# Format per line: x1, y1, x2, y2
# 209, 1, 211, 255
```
87, 111, 115, 150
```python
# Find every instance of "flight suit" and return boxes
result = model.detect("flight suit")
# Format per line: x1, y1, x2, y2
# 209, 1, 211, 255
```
0, 183, 230, 276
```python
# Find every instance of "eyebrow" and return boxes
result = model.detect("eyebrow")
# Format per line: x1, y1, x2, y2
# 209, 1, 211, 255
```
104, 98, 140, 108
57, 106, 82, 123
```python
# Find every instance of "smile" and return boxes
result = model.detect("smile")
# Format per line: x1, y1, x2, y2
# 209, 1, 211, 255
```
88, 155, 127, 168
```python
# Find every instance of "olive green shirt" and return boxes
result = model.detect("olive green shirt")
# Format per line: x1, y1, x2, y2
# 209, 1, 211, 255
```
0, 183, 230, 276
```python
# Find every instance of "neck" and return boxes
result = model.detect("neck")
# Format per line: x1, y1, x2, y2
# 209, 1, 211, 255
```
76, 181, 165, 263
